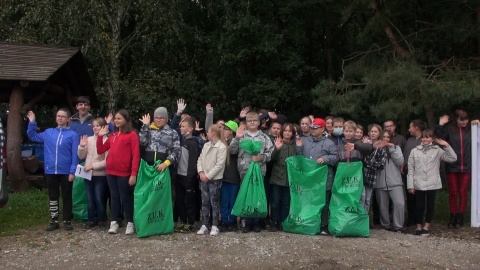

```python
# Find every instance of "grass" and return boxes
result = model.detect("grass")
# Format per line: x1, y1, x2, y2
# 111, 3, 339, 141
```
0, 189, 49, 237
434, 189, 471, 223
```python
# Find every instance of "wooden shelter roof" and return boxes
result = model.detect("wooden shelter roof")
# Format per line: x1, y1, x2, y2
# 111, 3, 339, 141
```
0, 42, 98, 107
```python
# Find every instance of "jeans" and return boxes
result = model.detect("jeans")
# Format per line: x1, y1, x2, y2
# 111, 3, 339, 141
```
200, 180, 221, 226
85, 175, 108, 223
360, 186, 374, 212
270, 184, 290, 225
221, 181, 239, 224
46, 174, 73, 221
107, 175, 134, 223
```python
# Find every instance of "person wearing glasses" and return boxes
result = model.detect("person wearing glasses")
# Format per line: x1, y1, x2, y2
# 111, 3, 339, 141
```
383, 120, 406, 151
27, 109, 79, 231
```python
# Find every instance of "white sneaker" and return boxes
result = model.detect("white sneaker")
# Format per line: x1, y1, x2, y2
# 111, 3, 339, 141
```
197, 225, 208, 235
125, 222, 135, 235
210, 225, 219, 236
108, 221, 119, 234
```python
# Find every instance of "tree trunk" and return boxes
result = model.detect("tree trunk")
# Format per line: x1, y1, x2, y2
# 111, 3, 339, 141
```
7, 86, 28, 192
425, 106, 435, 129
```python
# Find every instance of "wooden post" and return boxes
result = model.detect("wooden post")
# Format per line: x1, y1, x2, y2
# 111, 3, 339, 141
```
7, 85, 28, 192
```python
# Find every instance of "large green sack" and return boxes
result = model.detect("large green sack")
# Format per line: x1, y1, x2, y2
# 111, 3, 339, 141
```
328, 161, 370, 237
72, 176, 88, 221
231, 140, 267, 218
134, 159, 174, 237
282, 156, 328, 235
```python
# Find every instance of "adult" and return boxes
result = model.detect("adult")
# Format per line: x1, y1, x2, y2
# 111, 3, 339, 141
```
434, 109, 478, 228
384, 120, 406, 151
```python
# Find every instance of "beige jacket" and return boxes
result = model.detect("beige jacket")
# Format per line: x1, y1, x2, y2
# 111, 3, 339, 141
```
197, 140, 227, 180
78, 135, 108, 176
407, 144, 457, 190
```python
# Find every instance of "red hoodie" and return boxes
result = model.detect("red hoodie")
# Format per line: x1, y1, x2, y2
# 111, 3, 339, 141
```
97, 131, 140, 177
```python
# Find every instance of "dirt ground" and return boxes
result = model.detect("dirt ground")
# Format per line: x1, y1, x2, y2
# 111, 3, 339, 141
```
1, 223, 479, 270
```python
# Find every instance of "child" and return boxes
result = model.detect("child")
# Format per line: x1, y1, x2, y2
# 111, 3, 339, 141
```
355, 125, 364, 140
270, 123, 297, 231
197, 124, 228, 236
97, 109, 140, 235
336, 120, 363, 162
78, 118, 108, 230
297, 118, 338, 235
27, 109, 79, 231
175, 118, 199, 232
408, 130, 456, 236
229, 112, 274, 233
221, 120, 240, 231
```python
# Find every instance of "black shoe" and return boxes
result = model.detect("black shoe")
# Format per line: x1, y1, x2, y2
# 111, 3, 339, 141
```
420, 229, 430, 236
220, 223, 228, 232
63, 221, 73, 230
84, 221, 97, 229
414, 229, 422, 236
276, 223, 283, 231
386, 227, 400, 232
242, 225, 252, 233
227, 222, 237, 231
269, 223, 277, 232
98, 222, 106, 230
46, 221, 59, 231
253, 225, 261, 233
448, 214, 457, 228
455, 214, 464, 228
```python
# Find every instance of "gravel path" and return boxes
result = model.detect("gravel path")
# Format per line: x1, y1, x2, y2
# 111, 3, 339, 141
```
1, 225, 480, 269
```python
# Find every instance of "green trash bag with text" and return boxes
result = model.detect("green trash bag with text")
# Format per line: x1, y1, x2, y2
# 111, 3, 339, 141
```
72, 175, 88, 221
328, 161, 370, 237
282, 156, 328, 235
134, 159, 174, 237
231, 140, 267, 218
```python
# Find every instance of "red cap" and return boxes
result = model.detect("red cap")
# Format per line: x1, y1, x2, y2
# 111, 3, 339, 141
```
310, 118, 326, 129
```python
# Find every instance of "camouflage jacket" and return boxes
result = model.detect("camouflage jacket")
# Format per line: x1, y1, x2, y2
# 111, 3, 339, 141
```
139, 123, 181, 164
229, 130, 274, 178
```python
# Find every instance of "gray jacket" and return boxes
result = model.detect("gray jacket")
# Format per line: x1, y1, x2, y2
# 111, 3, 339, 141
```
229, 130, 274, 177
407, 144, 457, 190
376, 146, 403, 190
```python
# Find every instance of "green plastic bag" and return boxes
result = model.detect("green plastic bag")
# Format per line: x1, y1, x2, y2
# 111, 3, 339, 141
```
72, 176, 88, 221
282, 156, 328, 235
328, 161, 370, 237
134, 159, 174, 237
231, 140, 267, 218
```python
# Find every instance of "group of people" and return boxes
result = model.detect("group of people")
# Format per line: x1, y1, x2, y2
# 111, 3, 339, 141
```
26, 96, 478, 237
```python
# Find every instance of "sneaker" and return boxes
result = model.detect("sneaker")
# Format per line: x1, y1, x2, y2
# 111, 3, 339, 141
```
420, 229, 430, 236
98, 222, 106, 230
46, 221, 59, 231
253, 225, 261, 233
125, 222, 135, 235
269, 223, 277, 232
108, 221, 119, 234
197, 225, 208, 235
242, 225, 252, 233
174, 222, 184, 233
181, 223, 194, 233
210, 225, 219, 236
84, 221, 97, 230
414, 229, 422, 236
320, 226, 328, 235
228, 222, 237, 231
63, 221, 73, 230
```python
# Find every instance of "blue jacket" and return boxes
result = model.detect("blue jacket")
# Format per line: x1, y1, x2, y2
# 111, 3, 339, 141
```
27, 122, 79, 175
69, 113, 94, 136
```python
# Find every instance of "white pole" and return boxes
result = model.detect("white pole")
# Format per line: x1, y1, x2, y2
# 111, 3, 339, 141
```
471, 124, 479, 227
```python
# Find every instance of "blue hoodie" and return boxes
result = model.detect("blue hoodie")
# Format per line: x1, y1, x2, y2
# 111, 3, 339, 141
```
27, 122, 79, 175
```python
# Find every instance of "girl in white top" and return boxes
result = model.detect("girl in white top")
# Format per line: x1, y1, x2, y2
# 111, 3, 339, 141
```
77, 117, 108, 230
196, 124, 228, 236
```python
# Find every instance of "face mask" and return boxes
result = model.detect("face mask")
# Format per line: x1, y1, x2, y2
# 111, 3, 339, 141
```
333, 127, 343, 136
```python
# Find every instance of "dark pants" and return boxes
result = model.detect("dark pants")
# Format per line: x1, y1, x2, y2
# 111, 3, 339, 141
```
200, 180, 221, 226
414, 189, 437, 224
174, 175, 197, 225
221, 181, 239, 224
107, 175, 134, 223
46, 174, 73, 221
270, 184, 290, 225
85, 175, 108, 223
447, 172, 470, 214
403, 173, 416, 224
321, 190, 332, 228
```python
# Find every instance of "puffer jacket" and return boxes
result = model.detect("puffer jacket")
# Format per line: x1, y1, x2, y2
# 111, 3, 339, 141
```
270, 141, 297, 186
407, 144, 457, 190
376, 146, 403, 190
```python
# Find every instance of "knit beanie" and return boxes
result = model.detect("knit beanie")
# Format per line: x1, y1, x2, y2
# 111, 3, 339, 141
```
154, 107, 168, 119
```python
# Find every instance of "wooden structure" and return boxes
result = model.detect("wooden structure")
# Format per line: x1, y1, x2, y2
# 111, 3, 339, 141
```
0, 43, 98, 191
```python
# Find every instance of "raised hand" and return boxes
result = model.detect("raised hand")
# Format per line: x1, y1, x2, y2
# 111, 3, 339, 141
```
239, 107, 250, 118
296, 137, 303, 147
471, 119, 479, 125
236, 126, 245, 138
206, 103, 213, 111
435, 138, 449, 147
177, 99, 187, 114
362, 136, 371, 144
98, 125, 109, 136
195, 121, 203, 131
26, 111, 35, 122
105, 113, 113, 124
274, 136, 283, 149
439, 115, 449, 126
268, 111, 278, 119
80, 135, 88, 147
139, 113, 151, 126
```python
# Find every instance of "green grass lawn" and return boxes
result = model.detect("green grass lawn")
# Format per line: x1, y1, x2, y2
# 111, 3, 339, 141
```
0, 189, 49, 237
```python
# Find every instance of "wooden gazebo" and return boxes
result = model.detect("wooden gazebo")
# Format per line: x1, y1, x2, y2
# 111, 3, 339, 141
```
0, 43, 98, 191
